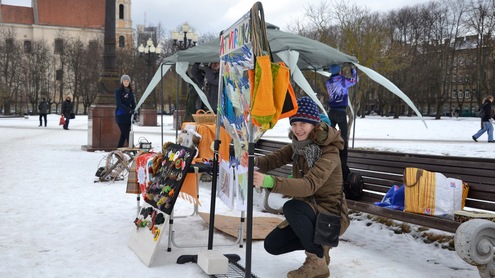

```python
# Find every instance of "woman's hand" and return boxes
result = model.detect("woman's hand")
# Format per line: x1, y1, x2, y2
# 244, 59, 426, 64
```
253, 171, 264, 187
240, 151, 249, 167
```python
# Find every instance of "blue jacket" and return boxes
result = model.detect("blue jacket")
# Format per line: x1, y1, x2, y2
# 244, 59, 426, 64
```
325, 68, 358, 108
115, 87, 136, 124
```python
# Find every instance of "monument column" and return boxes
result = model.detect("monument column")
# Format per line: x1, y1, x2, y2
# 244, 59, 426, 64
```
82, 0, 120, 152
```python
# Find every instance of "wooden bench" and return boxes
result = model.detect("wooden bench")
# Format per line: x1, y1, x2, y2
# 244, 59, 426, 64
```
255, 138, 495, 277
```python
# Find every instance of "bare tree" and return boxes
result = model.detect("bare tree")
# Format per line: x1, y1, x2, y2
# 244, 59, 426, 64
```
463, 0, 495, 107
0, 28, 23, 114
22, 39, 53, 115
80, 39, 103, 114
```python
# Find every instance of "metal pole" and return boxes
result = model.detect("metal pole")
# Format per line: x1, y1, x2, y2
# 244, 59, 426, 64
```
175, 70, 179, 143
160, 64, 164, 148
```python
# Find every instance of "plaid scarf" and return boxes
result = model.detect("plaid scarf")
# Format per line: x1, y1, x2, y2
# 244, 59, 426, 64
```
291, 139, 321, 168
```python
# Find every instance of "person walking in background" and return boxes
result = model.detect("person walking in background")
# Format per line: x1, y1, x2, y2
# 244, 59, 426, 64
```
247, 96, 349, 278
472, 95, 494, 143
61, 96, 73, 130
326, 63, 358, 182
115, 74, 136, 148
38, 97, 48, 127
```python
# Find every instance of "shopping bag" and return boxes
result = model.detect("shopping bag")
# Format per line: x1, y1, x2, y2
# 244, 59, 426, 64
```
271, 62, 298, 122
59, 115, 66, 125
374, 184, 405, 210
403, 167, 463, 219
250, 55, 276, 129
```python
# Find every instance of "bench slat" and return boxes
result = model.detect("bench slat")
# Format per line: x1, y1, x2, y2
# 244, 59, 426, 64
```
346, 200, 460, 233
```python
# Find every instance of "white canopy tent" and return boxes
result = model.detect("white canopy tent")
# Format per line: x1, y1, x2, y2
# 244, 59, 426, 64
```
135, 25, 426, 127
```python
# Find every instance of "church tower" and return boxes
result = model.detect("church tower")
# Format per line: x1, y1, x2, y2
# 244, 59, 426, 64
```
116, 0, 133, 49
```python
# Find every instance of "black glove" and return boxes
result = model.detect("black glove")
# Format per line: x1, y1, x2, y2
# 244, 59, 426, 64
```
130, 109, 135, 115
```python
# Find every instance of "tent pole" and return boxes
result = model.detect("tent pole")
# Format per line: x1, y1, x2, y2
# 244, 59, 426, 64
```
175, 67, 180, 143
160, 64, 165, 148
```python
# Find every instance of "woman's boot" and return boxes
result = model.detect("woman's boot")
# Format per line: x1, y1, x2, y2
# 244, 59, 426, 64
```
287, 251, 330, 278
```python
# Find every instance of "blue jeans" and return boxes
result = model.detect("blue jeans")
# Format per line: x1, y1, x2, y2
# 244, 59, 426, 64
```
473, 121, 494, 142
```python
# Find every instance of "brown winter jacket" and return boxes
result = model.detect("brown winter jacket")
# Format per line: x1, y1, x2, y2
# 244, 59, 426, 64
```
256, 122, 345, 217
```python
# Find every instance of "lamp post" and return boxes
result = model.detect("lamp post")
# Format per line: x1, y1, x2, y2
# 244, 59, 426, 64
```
138, 38, 161, 126
171, 23, 198, 132
171, 23, 198, 50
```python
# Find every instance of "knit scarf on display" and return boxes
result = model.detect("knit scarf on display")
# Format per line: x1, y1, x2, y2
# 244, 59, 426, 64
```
292, 139, 321, 168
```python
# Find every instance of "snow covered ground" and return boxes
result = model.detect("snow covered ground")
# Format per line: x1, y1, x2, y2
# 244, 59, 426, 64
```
0, 114, 490, 278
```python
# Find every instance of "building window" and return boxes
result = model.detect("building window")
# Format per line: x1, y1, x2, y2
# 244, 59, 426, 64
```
119, 4, 124, 19
24, 40, 32, 53
5, 38, 14, 52
119, 36, 125, 48
452, 91, 457, 98
54, 38, 64, 54
88, 40, 97, 51
465, 90, 470, 98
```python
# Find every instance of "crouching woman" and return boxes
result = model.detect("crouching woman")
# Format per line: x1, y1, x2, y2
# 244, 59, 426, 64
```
253, 96, 349, 278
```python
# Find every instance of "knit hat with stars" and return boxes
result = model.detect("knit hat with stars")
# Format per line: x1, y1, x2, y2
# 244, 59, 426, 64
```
289, 96, 320, 125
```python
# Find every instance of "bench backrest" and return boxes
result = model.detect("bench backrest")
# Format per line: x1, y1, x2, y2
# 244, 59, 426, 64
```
255, 139, 495, 213
347, 149, 495, 212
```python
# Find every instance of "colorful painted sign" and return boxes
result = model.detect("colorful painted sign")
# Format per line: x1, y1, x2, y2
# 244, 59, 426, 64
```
220, 16, 251, 56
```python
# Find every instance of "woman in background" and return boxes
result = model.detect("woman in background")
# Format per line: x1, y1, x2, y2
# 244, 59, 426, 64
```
115, 74, 136, 148
61, 96, 73, 130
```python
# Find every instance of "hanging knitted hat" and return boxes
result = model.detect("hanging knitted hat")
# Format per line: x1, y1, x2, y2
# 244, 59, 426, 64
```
120, 74, 131, 83
289, 96, 320, 125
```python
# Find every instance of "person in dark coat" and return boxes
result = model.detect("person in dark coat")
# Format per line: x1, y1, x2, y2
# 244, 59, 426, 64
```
115, 74, 136, 148
472, 95, 494, 142
38, 97, 48, 127
190, 62, 220, 113
61, 96, 73, 130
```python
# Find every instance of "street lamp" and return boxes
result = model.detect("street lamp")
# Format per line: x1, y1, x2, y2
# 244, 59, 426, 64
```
138, 38, 161, 126
171, 23, 198, 50
171, 23, 198, 134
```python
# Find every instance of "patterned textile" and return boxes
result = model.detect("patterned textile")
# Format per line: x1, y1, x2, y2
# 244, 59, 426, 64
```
289, 96, 320, 125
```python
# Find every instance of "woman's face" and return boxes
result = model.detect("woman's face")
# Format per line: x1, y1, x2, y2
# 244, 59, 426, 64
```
291, 121, 315, 141
122, 80, 130, 87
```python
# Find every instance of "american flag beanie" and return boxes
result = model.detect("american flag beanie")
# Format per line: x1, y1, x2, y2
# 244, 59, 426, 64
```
289, 96, 320, 125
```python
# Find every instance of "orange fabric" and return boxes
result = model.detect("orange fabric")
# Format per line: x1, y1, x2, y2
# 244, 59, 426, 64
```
179, 173, 201, 206
271, 62, 298, 123
251, 55, 276, 129
181, 122, 231, 162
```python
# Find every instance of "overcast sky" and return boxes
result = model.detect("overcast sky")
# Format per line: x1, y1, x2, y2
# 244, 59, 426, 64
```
4, 0, 434, 36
